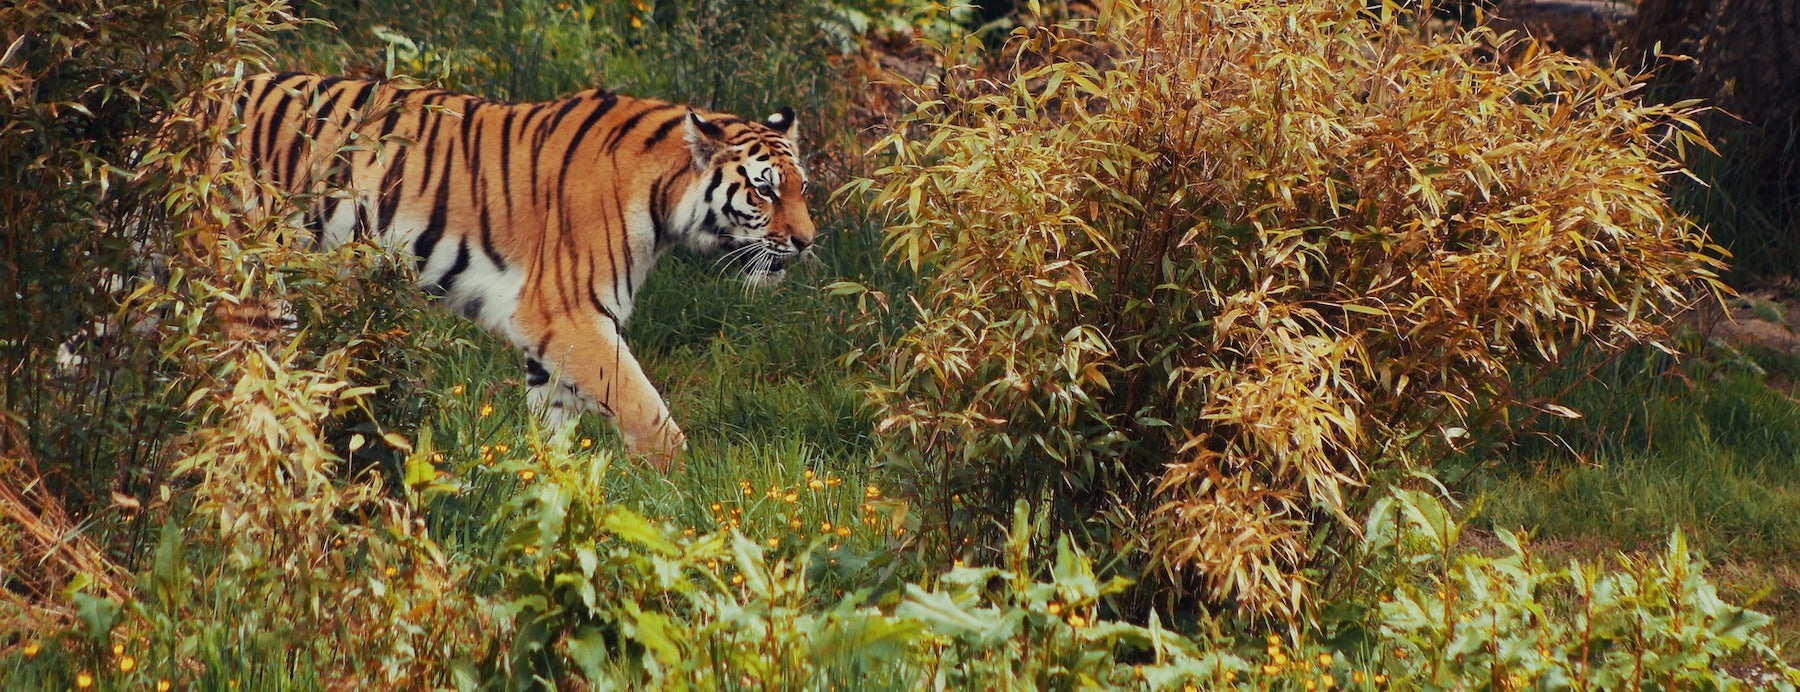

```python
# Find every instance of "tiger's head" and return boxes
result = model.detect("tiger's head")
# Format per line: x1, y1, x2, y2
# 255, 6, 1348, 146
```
680, 107, 816, 286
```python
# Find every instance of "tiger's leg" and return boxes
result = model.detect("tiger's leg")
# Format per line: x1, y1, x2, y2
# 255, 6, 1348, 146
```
524, 356, 591, 432
523, 315, 686, 470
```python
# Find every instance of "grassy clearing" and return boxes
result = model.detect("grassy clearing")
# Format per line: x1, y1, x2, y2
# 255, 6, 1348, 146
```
1462, 342, 1800, 650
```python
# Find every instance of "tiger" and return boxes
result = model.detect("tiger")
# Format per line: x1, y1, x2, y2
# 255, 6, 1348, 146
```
227, 71, 817, 468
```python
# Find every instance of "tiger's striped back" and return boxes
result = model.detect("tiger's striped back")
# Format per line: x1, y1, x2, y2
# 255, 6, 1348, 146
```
229, 72, 817, 465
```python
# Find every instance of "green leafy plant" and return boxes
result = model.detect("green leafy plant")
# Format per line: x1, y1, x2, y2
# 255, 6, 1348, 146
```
1361, 489, 1799, 688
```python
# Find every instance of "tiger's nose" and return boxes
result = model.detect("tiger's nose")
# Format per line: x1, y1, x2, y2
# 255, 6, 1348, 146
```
790, 235, 812, 253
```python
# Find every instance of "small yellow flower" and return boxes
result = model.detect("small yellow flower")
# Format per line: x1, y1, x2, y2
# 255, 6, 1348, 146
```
731, 574, 744, 585
1274, 652, 1289, 666
706, 559, 718, 570
1267, 633, 1281, 646
826, 477, 842, 487
21, 642, 37, 657
864, 485, 880, 498
631, 16, 643, 28
835, 526, 850, 537
788, 518, 802, 531
783, 492, 798, 504
579, 437, 593, 449
495, 443, 510, 454
1374, 674, 1388, 685
1318, 653, 1333, 667
77, 673, 93, 689
158, 681, 172, 692
519, 469, 536, 481
523, 546, 538, 555
820, 521, 832, 532
119, 655, 137, 673
384, 566, 398, 578
1351, 670, 1365, 684
451, 384, 465, 396
1304, 681, 1317, 692
1223, 671, 1237, 684
808, 479, 824, 491
683, 528, 695, 537
803, 469, 815, 480
479, 403, 494, 417
1046, 603, 1062, 616
766, 537, 780, 548
1067, 614, 1086, 627
1262, 663, 1280, 676
113, 643, 124, 656
1392, 647, 1407, 660
1319, 674, 1335, 689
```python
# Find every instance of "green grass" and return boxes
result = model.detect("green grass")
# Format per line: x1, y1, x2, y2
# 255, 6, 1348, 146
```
1464, 345, 1800, 561
1460, 343, 1800, 651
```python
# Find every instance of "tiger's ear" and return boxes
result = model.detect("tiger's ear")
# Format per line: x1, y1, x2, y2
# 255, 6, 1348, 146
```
683, 109, 726, 170
764, 106, 797, 139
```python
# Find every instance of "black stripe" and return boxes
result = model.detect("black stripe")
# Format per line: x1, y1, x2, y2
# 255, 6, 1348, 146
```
704, 168, 725, 197
255, 88, 299, 174
602, 105, 664, 152
498, 109, 517, 209
648, 172, 672, 248
412, 158, 452, 271
375, 145, 409, 233
435, 239, 472, 293
281, 122, 309, 188
522, 103, 549, 206
477, 193, 505, 271
345, 81, 377, 113
556, 94, 620, 180
639, 114, 684, 152
415, 94, 448, 196
546, 97, 586, 131
471, 109, 509, 272
525, 358, 550, 386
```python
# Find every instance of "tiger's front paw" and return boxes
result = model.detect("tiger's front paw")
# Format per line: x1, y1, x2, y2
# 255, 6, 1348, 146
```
634, 420, 687, 473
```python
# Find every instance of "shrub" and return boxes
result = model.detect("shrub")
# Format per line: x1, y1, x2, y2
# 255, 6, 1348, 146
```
846, 0, 1723, 615
1358, 490, 1799, 688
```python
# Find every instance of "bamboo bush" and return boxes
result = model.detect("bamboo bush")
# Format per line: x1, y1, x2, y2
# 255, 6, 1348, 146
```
846, 0, 1724, 616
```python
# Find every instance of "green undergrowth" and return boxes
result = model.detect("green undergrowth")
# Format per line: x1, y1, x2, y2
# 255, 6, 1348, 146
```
5, 0, 1800, 687
1465, 342, 1800, 562
1462, 340, 1800, 652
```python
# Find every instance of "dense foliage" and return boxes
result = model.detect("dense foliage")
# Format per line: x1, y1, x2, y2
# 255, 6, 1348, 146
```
852, 0, 1724, 616
2, 0, 1795, 688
